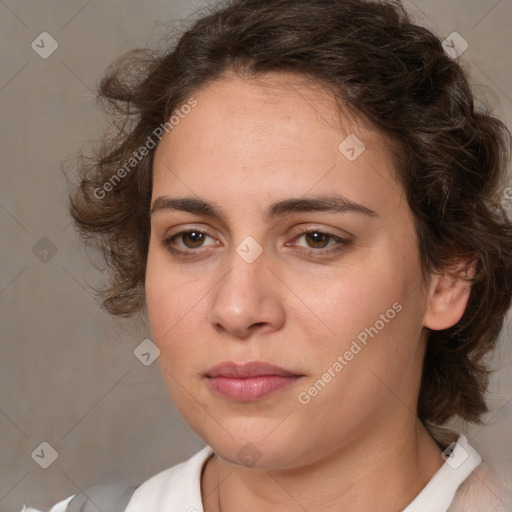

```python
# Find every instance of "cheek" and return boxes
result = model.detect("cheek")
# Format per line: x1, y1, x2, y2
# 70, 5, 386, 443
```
145, 274, 173, 342
295, 277, 420, 423
303, 263, 401, 343
145, 249, 187, 350
145, 255, 212, 378
145, 245, 197, 331
301, 249, 422, 379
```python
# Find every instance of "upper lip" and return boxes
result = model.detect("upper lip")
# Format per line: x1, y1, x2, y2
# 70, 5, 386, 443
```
205, 361, 302, 378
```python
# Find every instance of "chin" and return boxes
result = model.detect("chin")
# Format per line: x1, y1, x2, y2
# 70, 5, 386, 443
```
200, 428, 306, 471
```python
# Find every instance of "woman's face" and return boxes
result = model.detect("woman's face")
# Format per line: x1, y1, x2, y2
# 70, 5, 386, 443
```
145, 72, 432, 469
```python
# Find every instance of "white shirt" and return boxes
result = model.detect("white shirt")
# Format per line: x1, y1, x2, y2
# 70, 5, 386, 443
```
23, 428, 507, 512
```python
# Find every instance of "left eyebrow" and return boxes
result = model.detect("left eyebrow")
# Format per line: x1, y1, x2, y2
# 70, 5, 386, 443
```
266, 194, 378, 218
150, 193, 378, 220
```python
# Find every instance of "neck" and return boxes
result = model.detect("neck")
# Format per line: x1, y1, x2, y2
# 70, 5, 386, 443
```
201, 417, 444, 512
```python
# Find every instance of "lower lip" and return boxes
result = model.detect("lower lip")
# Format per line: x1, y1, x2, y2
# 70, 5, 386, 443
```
206, 375, 303, 401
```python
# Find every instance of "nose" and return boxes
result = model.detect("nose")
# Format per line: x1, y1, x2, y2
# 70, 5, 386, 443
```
207, 248, 285, 340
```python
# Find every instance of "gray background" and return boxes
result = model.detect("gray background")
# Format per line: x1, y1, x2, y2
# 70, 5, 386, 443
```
0, 0, 511, 510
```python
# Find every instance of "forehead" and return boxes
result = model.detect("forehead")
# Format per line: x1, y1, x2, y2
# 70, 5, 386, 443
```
152, 71, 402, 215
166, 70, 371, 148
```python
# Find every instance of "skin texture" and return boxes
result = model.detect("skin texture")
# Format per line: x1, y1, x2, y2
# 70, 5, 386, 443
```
145, 71, 474, 511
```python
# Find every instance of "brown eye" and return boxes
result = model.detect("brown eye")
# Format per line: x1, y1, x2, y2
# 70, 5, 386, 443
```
304, 231, 331, 249
163, 229, 218, 255
288, 228, 351, 257
181, 231, 207, 248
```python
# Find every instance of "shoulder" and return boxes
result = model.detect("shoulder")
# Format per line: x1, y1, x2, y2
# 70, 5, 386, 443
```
448, 460, 512, 512
421, 424, 511, 512
20, 446, 213, 512
20, 495, 75, 512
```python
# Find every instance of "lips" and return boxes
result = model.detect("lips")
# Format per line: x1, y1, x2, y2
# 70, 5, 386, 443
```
205, 361, 304, 401
205, 361, 301, 378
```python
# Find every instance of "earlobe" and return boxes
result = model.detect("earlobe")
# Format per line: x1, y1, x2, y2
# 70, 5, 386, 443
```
422, 258, 477, 331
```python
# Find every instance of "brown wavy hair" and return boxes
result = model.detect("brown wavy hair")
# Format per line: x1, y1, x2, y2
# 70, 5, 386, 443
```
66, 0, 512, 425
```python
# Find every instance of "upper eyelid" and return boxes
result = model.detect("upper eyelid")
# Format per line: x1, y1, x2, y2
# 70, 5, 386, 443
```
164, 226, 217, 241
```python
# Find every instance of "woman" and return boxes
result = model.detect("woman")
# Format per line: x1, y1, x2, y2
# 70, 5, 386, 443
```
24, 0, 512, 510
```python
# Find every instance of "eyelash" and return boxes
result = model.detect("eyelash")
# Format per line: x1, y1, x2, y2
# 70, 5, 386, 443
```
162, 227, 350, 258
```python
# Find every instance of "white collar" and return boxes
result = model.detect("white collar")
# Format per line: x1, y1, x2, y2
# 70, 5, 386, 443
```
126, 428, 481, 512
403, 429, 482, 511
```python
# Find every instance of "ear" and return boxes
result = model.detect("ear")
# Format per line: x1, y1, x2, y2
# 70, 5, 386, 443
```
422, 256, 477, 331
